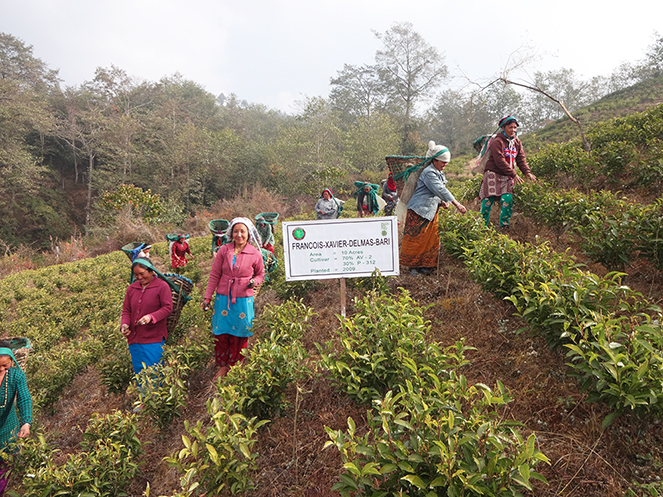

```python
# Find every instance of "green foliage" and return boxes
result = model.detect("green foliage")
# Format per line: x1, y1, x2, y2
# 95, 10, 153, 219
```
131, 360, 190, 431
440, 213, 663, 426
165, 390, 269, 496
99, 184, 167, 224
7, 412, 143, 497
325, 381, 549, 496
227, 300, 315, 419
318, 290, 471, 403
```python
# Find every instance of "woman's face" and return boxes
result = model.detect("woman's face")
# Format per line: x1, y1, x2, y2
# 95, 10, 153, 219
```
432, 159, 448, 171
322, 191, 331, 200
233, 223, 249, 246
0, 355, 13, 373
133, 265, 154, 286
503, 122, 518, 137
363, 185, 370, 192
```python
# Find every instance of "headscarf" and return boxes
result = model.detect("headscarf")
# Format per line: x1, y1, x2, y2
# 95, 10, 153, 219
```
321, 188, 334, 198
132, 257, 192, 301
0, 347, 22, 372
386, 173, 397, 192
499, 115, 519, 128
227, 217, 262, 250
353, 181, 380, 215
425, 140, 451, 163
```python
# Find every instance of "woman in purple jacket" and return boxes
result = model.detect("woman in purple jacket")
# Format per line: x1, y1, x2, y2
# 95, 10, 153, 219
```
121, 258, 173, 375
203, 218, 265, 380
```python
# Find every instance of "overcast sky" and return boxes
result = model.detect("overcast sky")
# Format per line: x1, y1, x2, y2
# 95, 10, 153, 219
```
1, 0, 661, 113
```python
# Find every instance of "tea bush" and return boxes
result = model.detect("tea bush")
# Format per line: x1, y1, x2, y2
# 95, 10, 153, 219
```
165, 389, 269, 496
441, 214, 663, 425
8, 411, 144, 496
227, 300, 316, 419
318, 290, 472, 403
325, 380, 548, 496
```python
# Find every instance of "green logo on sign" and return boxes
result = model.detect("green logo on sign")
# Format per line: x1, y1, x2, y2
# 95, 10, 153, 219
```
293, 228, 306, 240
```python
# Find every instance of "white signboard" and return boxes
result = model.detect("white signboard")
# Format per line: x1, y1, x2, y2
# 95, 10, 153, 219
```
282, 217, 399, 281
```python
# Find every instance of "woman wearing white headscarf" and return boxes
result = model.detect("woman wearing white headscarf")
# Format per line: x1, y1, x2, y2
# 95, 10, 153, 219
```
202, 217, 265, 380
400, 141, 467, 276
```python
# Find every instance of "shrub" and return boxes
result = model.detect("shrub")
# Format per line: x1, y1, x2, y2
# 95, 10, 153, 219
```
165, 388, 269, 496
325, 380, 549, 496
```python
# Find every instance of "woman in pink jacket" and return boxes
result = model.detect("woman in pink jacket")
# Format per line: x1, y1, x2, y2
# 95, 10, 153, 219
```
203, 217, 265, 380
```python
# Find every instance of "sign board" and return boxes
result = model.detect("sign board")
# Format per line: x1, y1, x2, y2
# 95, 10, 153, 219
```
282, 217, 400, 281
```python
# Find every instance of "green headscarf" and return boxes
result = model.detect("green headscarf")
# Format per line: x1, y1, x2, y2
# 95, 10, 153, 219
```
0, 347, 22, 371
132, 257, 192, 302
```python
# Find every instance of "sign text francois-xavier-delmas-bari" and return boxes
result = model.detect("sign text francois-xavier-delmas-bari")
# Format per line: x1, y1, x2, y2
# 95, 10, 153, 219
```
282, 217, 400, 281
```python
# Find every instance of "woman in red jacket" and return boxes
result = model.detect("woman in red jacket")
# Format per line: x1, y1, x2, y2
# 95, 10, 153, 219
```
203, 217, 265, 380
121, 258, 173, 375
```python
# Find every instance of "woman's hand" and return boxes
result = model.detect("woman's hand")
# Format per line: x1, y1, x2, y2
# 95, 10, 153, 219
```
18, 423, 31, 438
526, 172, 537, 182
137, 315, 152, 326
451, 200, 467, 214
513, 175, 525, 185
247, 279, 255, 289
120, 324, 130, 337
202, 299, 211, 311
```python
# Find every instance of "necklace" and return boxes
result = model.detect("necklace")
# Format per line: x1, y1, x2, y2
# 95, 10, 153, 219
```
0, 372, 8, 409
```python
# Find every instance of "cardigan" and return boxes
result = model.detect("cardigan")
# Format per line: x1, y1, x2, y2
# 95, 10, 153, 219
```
204, 243, 265, 304
0, 366, 32, 450
121, 276, 173, 345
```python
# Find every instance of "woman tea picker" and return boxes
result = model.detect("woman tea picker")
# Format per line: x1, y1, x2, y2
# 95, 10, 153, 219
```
315, 188, 340, 219
400, 141, 467, 276
0, 341, 32, 494
203, 218, 265, 381
121, 258, 173, 377
354, 182, 380, 217
479, 115, 536, 228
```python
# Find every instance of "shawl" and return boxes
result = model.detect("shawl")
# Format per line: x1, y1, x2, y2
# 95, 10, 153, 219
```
227, 217, 262, 250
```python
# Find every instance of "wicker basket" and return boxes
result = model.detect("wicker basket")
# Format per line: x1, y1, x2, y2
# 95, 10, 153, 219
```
209, 220, 230, 254
121, 242, 145, 262
163, 273, 194, 334
385, 155, 426, 197
166, 233, 189, 243
255, 212, 279, 225
1, 337, 31, 370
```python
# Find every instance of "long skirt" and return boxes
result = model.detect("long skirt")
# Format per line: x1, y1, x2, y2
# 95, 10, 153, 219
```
400, 209, 439, 269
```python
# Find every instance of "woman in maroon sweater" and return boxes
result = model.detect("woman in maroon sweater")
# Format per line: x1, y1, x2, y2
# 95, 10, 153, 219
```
121, 258, 173, 375
479, 115, 536, 228
203, 217, 265, 380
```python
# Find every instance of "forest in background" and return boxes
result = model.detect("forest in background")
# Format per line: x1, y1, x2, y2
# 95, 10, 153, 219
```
1, 25, 663, 250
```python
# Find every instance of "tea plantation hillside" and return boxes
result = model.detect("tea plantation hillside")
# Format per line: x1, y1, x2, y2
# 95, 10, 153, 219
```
3, 103, 663, 495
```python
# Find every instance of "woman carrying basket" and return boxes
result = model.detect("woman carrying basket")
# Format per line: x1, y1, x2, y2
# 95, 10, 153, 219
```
121, 258, 173, 376
479, 115, 536, 228
0, 340, 32, 494
202, 218, 265, 381
171, 234, 192, 269
400, 141, 466, 276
